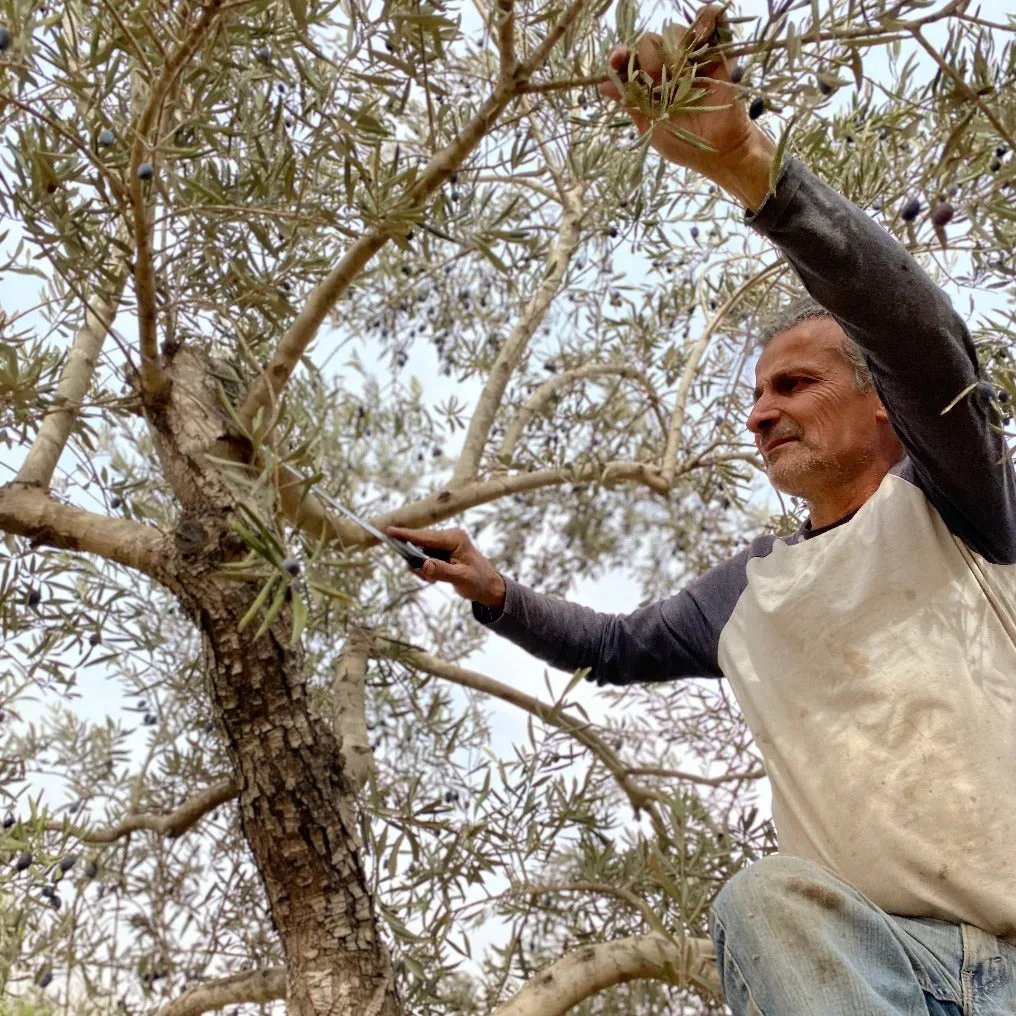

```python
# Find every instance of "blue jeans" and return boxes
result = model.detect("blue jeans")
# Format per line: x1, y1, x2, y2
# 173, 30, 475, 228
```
708, 855, 1016, 1015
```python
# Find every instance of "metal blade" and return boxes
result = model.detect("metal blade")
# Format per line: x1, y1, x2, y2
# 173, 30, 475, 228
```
316, 491, 416, 563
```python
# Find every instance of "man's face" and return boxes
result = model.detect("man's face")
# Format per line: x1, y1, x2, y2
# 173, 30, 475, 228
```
747, 317, 890, 503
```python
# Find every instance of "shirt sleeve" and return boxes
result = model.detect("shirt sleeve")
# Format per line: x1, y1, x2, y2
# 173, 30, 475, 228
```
747, 158, 1016, 564
471, 543, 761, 686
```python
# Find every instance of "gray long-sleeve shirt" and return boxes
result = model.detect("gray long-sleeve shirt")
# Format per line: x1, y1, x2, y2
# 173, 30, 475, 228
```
476, 157, 1016, 941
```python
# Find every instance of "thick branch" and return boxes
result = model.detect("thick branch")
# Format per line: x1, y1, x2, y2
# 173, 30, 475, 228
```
283, 460, 668, 553
129, 0, 225, 400
372, 639, 668, 827
332, 630, 375, 792
17, 270, 130, 489
529, 0, 971, 94
662, 262, 782, 486
496, 0, 516, 77
0, 483, 169, 580
43, 778, 237, 844
154, 967, 285, 1016
491, 934, 718, 1016
451, 183, 584, 486
497, 365, 664, 466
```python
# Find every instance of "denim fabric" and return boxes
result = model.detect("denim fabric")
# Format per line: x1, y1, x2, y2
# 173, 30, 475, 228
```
708, 855, 1016, 1015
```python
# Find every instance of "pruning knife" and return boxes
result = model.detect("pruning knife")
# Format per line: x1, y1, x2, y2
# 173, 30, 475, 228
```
316, 491, 452, 571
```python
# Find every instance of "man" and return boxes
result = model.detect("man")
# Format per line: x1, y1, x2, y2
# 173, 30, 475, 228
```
389, 7, 1016, 1013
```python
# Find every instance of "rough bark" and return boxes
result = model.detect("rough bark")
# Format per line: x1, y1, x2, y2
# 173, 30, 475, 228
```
146, 344, 397, 1016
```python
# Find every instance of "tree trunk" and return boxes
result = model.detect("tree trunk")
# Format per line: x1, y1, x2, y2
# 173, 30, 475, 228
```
150, 346, 398, 1015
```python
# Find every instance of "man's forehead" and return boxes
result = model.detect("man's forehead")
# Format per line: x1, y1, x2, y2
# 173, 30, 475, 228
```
754, 321, 842, 381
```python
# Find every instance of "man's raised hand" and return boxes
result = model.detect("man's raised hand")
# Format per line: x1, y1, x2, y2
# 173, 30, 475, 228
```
599, 4, 776, 210
386, 526, 507, 610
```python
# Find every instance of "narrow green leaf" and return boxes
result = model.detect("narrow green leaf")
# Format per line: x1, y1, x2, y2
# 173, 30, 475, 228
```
238, 575, 278, 632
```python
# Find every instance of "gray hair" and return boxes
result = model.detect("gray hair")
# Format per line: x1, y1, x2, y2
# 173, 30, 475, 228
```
757, 295, 875, 395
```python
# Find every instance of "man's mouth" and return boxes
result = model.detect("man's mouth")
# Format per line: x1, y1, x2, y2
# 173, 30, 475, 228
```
765, 438, 796, 453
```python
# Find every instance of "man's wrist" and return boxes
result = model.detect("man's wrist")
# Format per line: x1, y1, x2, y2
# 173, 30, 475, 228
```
709, 130, 778, 213
474, 572, 506, 611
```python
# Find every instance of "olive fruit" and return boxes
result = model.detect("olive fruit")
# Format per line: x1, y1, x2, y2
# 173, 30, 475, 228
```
930, 202, 954, 227
137, 163, 154, 181
900, 197, 921, 222
748, 97, 765, 120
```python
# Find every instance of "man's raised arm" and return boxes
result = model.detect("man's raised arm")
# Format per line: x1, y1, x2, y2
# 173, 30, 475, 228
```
601, 4, 1016, 562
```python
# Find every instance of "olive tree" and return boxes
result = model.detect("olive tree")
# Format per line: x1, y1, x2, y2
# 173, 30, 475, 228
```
0, 0, 1014, 1013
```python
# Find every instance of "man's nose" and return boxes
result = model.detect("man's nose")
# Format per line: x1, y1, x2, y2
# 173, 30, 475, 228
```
747, 400, 781, 436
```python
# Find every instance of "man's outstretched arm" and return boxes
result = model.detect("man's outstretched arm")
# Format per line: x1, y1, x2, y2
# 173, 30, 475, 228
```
387, 525, 755, 686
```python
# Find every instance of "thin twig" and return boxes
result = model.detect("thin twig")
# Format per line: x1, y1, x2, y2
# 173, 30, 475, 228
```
628, 766, 766, 786
663, 262, 783, 486
373, 638, 674, 840
497, 365, 667, 464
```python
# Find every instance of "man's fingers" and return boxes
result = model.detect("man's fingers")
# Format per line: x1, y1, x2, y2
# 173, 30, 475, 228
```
387, 526, 462, 551
419, 557, 462, 582
689, 4, 732, 77
635, 33, 664, 81
606, 44, 629, 71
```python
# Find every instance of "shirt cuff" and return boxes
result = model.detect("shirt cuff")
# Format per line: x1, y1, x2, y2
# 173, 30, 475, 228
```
743, 156, 807, 232
471, 574, 510, 626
